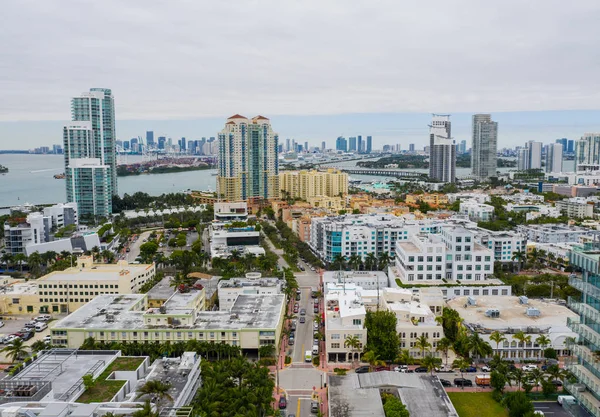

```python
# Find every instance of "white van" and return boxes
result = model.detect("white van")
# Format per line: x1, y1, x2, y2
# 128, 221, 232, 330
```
35, 322, 48, 332
305, 350, 312, 362
312, 345, 319, 355
557, 395, 576, 406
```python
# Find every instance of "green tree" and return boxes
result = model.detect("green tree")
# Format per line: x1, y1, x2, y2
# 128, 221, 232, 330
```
452, 357, 471, 387
381, 393, 410, 417
421, 354, 442, 375
489, 331, 506, 356
344, 335, 361, 368
348, 254, 362, 271
535, 335, 551, 352
132, 400, 158, 417
1, 338, 28, 363
82, 374, 94, 390
365, 252, 378, 271
467, 332, 493, 360
436, 337, 453, 369
378, 252, 391, 271
26, 252, 43, 277
513, 331, 532, 350
490, 370, 507, 393
415, 334, 431, 358
509, 368, 525, 391
136, 380, 173, 410
395, 349, 414, 366
503, 391, 534, 417
331, 254, 346, 270
362, 350, 386, 370
14, 253, 27, 273
364, 310, 400, 361
512, 250, 527, 273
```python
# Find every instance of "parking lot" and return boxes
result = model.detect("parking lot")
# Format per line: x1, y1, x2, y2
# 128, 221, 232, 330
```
0, 316, 55, 363
534, 401, 572, 417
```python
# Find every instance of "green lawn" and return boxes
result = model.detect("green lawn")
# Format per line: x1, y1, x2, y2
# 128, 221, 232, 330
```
448, 392, 509, 417
78, 357, 145, 403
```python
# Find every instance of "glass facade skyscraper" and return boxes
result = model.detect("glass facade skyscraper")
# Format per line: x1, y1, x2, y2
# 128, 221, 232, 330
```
566, 243, 600, 416
63, 88, 116, 218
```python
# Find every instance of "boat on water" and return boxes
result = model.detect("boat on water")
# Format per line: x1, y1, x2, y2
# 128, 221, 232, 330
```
211, 173, 218, 176
54, 173, 65, 179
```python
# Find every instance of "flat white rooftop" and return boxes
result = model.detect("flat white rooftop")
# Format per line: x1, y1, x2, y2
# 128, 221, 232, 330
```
40, 263, 153, 282
448, 296, 578, 331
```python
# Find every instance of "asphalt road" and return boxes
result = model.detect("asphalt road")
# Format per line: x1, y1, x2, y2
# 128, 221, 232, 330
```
125, 230, 151, 263
290, 287, 318, 363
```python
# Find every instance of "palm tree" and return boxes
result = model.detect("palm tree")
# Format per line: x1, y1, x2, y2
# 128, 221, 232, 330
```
14, 253, 27, 273
415, 334, 431, 358
344, 335, 361, 367
132, 400, 158, 417
31, 340, 49, 353
396, 349, 414, 366
512, 250, 527, 273
509, 367, 525, 391
1, 338, 28, 363
513, 331, 532, 358
489, 331, 507, 356
529, 368, 544, 392
136, 380, 173, 410
362, 350, 385, 370
467, 333, 493, 361
545, 364, 565, 385
535, 335, 551, 358
365, 252, 378, 271
331, 254, 346, 270
452, 357, 471, 387
348, 254, 362, 271
377, 252, 391, 271
422, 354, 442, 375
26, 252, 42, 277
1, 253, 13, 270
436, 337, 453, 369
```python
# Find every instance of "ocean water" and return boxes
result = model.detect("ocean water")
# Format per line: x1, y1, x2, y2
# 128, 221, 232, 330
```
0, 154, 217, 207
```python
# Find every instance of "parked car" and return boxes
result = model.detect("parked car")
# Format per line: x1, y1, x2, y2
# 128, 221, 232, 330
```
414, 367, 428, 373
300, 309, 306, 316
461, 366, 477, 373
278, 396, 287, 409
393, 365, 408, 372
481, 365, 491, 372
374, 365, 388, 372
355, 366, 370, 374
0, 321, 4, 328
436, 365, 451, 372
454, 378, 473, 387
293, 306, 299, 313
296, 294, 301, 301
291, 321, 297, 331
313, 307, 319, 313
43, 335, 52, 343
299, 317, 306, 323
522, 365, 538, 372
311, 401, 319, 413
313, 322, 319, 330
35, 322, 48, 332
439, 379, 452, 387
3, 365, 15, 373
551, 380, 563, 386
35, 315, 51, 322
289, 338, 295, 346
21, 332, 33, 341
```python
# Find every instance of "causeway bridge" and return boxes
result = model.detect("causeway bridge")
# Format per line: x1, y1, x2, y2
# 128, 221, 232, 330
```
329, 167, 429, 179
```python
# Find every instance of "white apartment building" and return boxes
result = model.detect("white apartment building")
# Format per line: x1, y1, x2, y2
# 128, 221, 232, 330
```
475, 230, 527, 263
217, 273, 282, 310
517, 224, 592, 244
323, 271, 390, 292
209, 201, 263, 259
449, 296, 578, 360
447, 192, 490, 204
459, 200, 494, 222
4, 213, 45, 255
394, 226, 494, 284
213, 202, 249, 222
555, 198, 594, 219
310, 214, 411, 263
42, 202, 79, 230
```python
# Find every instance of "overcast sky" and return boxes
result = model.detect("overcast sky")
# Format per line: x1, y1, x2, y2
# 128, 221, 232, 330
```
2, 0, 600, 148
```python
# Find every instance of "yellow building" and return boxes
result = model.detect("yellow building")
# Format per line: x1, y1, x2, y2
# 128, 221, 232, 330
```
279, 168, 348, 200
405, 193, 449, 206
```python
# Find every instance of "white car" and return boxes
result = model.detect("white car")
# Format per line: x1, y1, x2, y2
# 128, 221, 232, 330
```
393, 365, 408, 372
43, 335, 52, 343
481, 365, 491, 372
0, 321, 4, 328
522, 364, 538, 371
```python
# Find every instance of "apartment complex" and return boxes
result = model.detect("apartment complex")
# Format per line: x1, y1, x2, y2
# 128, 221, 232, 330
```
575, 133, 600, 171
517, 224, 591, 243
555, 198, 594, 219
208, 202, 263, 259
428, 114, 455, 183
217, 273, 282, 310
217, 115, 279, 201
459, 200, 494, 222
279, 168, 348, 200
517, 141, 542, 171
394, 226, 494, 284
63, 88, 117, 217
471, 114, 498, 180
51, 292, 286, 351
566, 243, 600, 416
545, 143, 563, 173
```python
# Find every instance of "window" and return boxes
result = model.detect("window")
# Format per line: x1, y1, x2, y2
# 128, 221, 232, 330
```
352, 319, 362, 325
11, 298, 19, 304
418, 256, 424, 262
476, 256, 481, 262
455, 255, 462, 261
427, 256, 433, 263
331, 334, 340, 340
331, 343, 340, 349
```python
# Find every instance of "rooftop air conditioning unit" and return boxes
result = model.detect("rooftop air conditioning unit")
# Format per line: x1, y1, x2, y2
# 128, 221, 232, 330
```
467, 296, 477, 306
485, 309, 500, 318
519, 296, 529, 304
526, 307, 541, 317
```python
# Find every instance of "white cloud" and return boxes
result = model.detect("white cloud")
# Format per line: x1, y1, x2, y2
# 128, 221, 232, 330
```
1, 0, 600, 121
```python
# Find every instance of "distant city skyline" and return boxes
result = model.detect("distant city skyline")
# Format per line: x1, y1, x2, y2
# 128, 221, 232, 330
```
3, 110, 600, 152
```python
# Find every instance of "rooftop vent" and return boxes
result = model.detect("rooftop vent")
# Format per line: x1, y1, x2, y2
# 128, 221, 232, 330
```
485, 309, 500, 318
519, 296, 529, 305
526, 307, 541, 317
467, 296, 477, 306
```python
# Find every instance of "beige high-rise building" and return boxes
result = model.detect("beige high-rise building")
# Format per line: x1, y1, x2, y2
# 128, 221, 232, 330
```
217, 115, 280, 201
279, 168, 348, 200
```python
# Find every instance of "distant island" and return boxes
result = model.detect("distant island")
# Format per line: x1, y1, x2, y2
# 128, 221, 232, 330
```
0, 165, 8, 173
117, 158, 215, 177
357, 154, 516, 169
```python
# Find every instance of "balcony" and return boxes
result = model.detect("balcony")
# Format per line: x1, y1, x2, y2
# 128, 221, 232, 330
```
564, 381, 600, 417
570, 276, 600, 300
565, 364, 600, 405
568, 318, 600, 347
569, 299, 600, 324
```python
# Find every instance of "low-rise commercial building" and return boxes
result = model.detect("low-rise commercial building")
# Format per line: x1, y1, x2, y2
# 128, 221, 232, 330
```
448, 296, 578, 360
405, 193, 449, 206
217, 273, 282, 310
517, 224, 592, 243
51, 291, 286, 351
